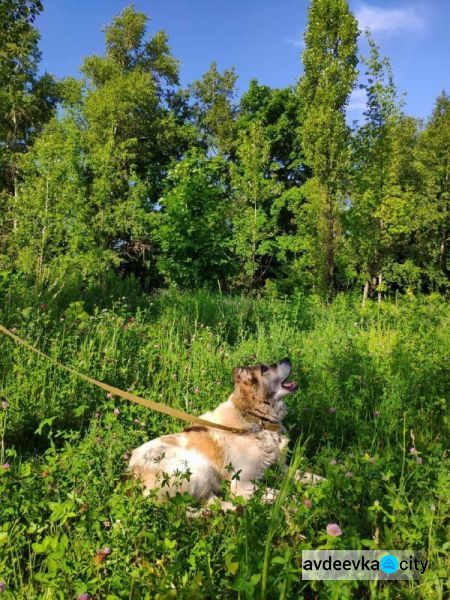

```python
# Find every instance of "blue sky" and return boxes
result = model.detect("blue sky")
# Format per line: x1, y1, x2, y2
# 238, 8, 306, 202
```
36, 0, 449, 121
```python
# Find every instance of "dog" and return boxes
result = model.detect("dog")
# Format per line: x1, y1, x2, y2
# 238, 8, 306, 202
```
129, 358, 323, 511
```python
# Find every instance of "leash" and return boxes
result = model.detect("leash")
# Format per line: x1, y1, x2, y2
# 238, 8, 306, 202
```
0, 323, 281, 434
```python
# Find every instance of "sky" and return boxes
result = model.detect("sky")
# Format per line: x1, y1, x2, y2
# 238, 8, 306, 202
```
35, 0, 450, 122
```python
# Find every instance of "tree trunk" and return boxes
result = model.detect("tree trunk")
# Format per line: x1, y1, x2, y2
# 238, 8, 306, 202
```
377, 272, 383, 304
13, 174, 18, 232
326, 236, 334, 295
362, 280, 369, 307
323, 187, 335, 296
37, 177, 49, 282
12, 107, 18, 232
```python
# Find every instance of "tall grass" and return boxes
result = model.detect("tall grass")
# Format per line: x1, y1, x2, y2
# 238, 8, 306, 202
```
0, 285, 448, 598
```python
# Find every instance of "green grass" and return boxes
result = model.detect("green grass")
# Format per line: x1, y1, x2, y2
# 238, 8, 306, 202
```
0, 286, 448, 599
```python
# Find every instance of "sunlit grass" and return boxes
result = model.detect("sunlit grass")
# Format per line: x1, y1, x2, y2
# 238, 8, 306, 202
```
0, 288, 448, 598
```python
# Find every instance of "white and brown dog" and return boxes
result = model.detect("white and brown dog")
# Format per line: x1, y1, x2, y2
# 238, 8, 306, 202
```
129, 359, 323, 511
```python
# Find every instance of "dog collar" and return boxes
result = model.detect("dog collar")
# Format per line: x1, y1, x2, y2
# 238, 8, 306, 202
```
243, 411, 284, 433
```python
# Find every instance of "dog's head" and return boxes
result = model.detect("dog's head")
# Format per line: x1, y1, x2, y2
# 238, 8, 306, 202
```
232, 358, 298, 421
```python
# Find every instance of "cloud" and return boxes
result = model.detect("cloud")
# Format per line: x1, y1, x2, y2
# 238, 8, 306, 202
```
347, 88, 367, 112
284, 35, 304, 50
355, 4, 426, 35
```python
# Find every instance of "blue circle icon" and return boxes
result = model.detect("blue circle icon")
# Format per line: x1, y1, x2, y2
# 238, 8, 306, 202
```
380, 554, 399, 574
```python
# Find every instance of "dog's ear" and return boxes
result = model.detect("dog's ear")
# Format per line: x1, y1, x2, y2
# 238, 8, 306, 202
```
233, 367, 243, 384
233, 367, 253, 385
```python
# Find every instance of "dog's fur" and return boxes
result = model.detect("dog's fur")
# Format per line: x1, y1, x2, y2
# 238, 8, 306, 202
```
129, 359, 322, 510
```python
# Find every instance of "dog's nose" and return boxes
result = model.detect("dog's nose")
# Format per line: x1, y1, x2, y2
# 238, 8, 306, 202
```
280, 358, 291, 368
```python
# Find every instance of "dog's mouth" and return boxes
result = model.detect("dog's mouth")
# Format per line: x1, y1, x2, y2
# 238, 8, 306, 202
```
281, 379, 298, 392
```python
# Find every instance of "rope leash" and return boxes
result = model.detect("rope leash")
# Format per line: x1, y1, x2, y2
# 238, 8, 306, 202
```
0, 323, 281, 434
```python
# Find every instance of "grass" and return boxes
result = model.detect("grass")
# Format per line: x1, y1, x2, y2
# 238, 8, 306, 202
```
0, 284, 448, 598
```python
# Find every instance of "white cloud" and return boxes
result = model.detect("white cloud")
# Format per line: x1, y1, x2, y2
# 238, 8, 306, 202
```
348, 88, 367, 112
355, 4, 426, 35
284, 35, 304, 50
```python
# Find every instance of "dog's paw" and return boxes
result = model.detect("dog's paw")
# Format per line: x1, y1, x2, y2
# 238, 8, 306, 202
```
262, 488, 279, 503
294, 471, 326, 486
186, 506, 213, 519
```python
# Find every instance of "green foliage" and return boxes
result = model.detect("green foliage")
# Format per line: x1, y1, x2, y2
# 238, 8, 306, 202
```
0, 287, 448, 598
12, 115, 108, 284
238, 81, 306, 188
80, 6, 186, 280
348, 34, 402, 293
0, 1, 448, 296
230, 121, 283, 289
0, 0, 60, 272
414, 92, 450, 289
298, 0, 359, 293
191, 62, 237, 155
155, 150, 233, 288
0, 2, 448, 597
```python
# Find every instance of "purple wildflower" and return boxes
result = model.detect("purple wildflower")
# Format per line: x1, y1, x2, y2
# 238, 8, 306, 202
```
303, 498, 312, 508
133, 418, 140, 424
1, 401, 7, 410
113, 408, 120, 416
123, 452, 130, 461
409, 447, 418, 455
77, 594, 90, 600
101, 546, 111, 556
106, 392, 113, 399
330, 459, 337, 465
0, 581, 5, 593
329, 407, 337, 413
373, 410, 380, 417
2, 463, 10, 470
416, 456, 423, 465
326, 523, 342, 537
345, 471, 354, 478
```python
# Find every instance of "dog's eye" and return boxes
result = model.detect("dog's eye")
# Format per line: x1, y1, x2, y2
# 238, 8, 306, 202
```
261, 364, 269, 374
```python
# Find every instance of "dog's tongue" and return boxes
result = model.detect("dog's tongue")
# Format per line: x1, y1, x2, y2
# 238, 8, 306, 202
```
282, 381, 297, 390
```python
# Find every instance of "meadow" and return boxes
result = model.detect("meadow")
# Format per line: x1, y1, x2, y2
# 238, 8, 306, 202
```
0, 281, 448, 599
1, 0, 449, 597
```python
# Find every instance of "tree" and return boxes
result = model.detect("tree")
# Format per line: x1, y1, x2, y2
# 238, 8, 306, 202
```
0, 0, 60, 268
238, 80, 307, 188
12, 115, 103, 285
374, 115, 423, 293
80, 5, 187, 280
155, 150, 232, 287
230, 121, 283, 289
190, 62, 237, 155
372, 95, 449, 294
348, 33, 402, 303
414, 92, 450, 290
298, 0, 358, 294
